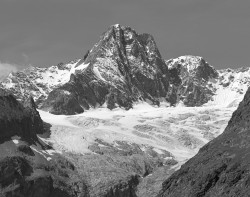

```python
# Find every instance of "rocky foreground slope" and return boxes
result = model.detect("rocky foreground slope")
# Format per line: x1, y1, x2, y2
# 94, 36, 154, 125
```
0, 89, 88, 196
0, 89, 43, 142
157, 86, 250, 196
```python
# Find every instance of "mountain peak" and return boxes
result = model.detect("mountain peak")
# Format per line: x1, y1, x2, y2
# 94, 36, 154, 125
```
110, 23, 133, 30
110, 23, 123, 30
1, 25, 250, 114
112, 23, 120, 28
166, 55, 218, 81
40, 24, 169, 114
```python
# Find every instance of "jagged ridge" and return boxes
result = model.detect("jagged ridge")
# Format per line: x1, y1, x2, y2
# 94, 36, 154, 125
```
1, 25, 250, 115
41, 24, 169, 114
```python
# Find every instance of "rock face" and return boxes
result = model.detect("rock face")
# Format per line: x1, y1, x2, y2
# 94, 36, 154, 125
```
0, 89, 89, 197
68, 140, 171, 197
157, 86, 250, 197
41, 24, 169, 114
0, 154, 88, 197
166, 55, 219, 106
0, 88, 44, 142
165, 55, 250, 108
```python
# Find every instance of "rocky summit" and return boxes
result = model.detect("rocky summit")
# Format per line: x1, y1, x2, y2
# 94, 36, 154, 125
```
41, 24, 170, 114
166, 55, 218, 106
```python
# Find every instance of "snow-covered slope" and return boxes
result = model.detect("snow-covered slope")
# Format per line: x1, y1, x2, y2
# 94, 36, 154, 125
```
158, 78, 250, 197
167, 55, 250, 108
0, 59, 89, 105
39, 103, 235, 163
206, 67, 250, 107
167, 55, 215, 74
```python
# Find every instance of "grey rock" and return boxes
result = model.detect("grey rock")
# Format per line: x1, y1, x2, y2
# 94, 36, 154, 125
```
157, 87, 250, 197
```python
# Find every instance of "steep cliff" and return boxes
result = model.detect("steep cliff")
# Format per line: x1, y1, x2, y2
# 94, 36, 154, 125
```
166, 55, 219, 106
0, 88, 44, 142
158, 86, 250, 196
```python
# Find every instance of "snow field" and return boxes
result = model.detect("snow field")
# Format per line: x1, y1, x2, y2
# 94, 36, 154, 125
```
39, 102, 235, 163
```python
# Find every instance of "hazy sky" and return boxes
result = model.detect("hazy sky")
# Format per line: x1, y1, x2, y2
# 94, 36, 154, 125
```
0, 0, 250, 75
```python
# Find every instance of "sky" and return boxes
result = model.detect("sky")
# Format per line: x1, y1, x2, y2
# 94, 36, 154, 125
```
0, 0, 250, 78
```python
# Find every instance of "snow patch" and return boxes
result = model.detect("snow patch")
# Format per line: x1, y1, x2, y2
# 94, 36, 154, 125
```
38, 110, 79, 128
12, 139, 19, 144
93, 66, 106, 82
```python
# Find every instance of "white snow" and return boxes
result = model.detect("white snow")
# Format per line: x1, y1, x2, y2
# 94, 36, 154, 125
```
70, 63, 89, 74
204, 67, 250, 107
167, 55, 250, 108
38, 110, 79, 128
39, 102, 235, 163
93, 57, 126, 84
12, 139, 19, 144
30, 146, 53, 161
205, 87, 242, 107
11, 136, 21, 145
75, 63, 89, 71
93, 66, 106, 82
0, 59, 91, 102
167, 55, 203, 72
41, 149, 61, 156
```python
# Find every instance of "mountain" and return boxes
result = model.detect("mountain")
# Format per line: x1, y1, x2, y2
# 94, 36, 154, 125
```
1, 24, 170, 114
1, 24, 250, 196
157, 84, 250, 196
166, 55, 219, 106
41, 24, 169, 114
166, 55, 250, 108
1, 25, 250, 115
0, 59, 81, 106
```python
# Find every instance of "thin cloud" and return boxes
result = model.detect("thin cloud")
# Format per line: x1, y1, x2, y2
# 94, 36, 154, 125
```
0, 62, 18, 81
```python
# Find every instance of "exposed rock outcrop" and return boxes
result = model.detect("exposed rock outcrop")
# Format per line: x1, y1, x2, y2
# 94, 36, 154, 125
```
166, 55, 219, 106
157, 86, 250, 196
0, 89, 44, 142
67, 139, 173, 197
0, 155, 88, 197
